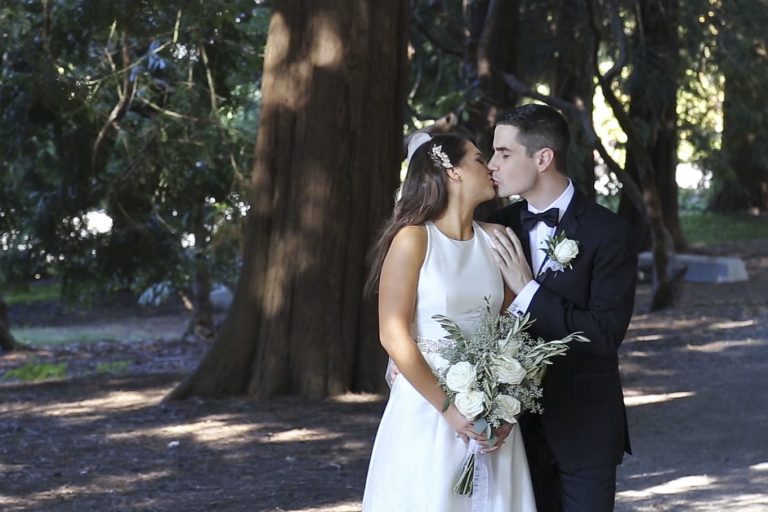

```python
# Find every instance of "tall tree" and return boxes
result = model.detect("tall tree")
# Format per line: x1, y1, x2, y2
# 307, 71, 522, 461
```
587, 0, 681, 309
619, 0, 686, 250
169, 0, 409, 399
711, 0, 768, 212
0, 1, 265, 331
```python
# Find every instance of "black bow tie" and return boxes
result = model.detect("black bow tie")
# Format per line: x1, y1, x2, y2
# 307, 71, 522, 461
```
520, 207, 559, 231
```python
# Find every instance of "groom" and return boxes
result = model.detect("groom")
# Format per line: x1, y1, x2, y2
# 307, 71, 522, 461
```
487, 104, 636, 512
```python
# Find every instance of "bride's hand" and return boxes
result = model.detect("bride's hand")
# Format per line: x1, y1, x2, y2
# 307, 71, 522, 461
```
442, 404, 485, 445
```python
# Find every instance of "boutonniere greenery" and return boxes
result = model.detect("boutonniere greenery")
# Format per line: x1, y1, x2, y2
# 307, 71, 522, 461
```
539, 232, 579, 275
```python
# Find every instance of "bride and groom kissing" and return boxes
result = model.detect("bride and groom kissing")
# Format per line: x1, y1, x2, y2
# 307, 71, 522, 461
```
362, 104, 637, 512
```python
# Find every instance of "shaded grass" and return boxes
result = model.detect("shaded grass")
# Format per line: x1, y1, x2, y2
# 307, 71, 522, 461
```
13, 324, 175, 346
4, 280, 61, 305
681, 212, 768, 245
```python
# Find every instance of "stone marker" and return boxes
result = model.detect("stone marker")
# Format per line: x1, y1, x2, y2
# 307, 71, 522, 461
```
638, 252, 748, 283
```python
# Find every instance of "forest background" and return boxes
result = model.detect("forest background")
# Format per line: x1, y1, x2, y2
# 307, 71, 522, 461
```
3, 0, 767, 396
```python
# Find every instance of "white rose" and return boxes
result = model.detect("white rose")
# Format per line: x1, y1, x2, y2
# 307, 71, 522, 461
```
445, 361, 477, 393
454, 391, 485, 420
496, 394, 522, 424
553, 239, 579, 265
493, 355, 527, 385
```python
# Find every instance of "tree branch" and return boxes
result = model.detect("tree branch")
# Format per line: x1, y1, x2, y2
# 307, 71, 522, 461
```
412, 14, 464, 58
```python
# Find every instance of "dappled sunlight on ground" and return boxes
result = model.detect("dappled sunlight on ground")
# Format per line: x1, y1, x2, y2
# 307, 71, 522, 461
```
686, 338, 761, 353
1, 240, 766, 511
620, 474, 715, 498
106, 418, 262, 447
276, 502, 361, 512
265, 427, 343, 444
0, 470, 174, 511
0, 374, 386, 511
615, 242, 768, 511
708, 319, 758, 330
329, 393, 383, 404
618, 467, 768, 511
623, 391, 695, 407
44, 389, 164, 416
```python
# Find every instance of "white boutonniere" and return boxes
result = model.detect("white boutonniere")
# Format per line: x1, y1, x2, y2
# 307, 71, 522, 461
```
539, 232, 579, 276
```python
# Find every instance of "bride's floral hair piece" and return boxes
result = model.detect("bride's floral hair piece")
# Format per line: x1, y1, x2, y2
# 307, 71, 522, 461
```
430, 144, 453, 170
366, 133, 470, 296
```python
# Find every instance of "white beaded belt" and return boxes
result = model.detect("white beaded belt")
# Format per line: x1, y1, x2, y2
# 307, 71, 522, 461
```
414, 336, 455, 354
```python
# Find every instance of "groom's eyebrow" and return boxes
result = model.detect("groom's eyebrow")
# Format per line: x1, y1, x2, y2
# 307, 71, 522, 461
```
494, 146, 510, 152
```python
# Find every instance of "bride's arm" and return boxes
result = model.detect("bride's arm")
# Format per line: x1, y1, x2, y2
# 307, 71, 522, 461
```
379, 226, 481, 442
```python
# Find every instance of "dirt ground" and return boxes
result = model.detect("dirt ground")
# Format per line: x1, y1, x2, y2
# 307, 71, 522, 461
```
1, 240, 767, 512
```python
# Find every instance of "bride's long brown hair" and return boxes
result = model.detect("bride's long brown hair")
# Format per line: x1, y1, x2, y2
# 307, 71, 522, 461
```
365, 134, 470, 296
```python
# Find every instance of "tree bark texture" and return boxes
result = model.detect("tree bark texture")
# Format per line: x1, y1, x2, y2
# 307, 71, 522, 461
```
618, 0, 686, 251
0, 297, 23, 352
588, 0, 678, 310
168, 0, 409, 399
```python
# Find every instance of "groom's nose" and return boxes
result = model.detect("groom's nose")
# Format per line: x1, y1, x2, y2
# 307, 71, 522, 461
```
488, 153, 498, 171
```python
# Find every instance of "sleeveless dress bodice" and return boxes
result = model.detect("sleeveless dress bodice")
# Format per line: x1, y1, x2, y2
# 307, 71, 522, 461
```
412, 221, 504, 340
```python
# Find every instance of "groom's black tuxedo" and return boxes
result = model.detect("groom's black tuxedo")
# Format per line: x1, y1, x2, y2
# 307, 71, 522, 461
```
489, 187, 636, 504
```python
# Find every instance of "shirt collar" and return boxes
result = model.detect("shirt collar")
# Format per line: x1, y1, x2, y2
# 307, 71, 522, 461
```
528, 180, 574, 222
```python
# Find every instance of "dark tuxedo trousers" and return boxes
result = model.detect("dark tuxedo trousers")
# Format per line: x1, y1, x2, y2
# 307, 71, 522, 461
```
488, 188, 636, 511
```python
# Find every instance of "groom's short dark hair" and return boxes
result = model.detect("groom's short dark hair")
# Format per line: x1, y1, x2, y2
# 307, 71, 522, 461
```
496, 104, 570, 173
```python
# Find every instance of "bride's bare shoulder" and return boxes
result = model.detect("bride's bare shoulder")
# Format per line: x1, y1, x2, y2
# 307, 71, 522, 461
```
390, 224, 427, 253
477, 221, 506, 237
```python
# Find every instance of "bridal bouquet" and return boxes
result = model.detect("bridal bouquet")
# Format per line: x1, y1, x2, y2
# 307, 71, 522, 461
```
431, 298, 588, 496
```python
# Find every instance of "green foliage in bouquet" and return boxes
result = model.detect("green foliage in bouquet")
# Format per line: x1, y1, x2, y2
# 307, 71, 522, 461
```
431, 297, 589, 496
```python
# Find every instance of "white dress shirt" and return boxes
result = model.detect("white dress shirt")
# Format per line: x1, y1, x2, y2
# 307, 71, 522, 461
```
508, 180, 575, 316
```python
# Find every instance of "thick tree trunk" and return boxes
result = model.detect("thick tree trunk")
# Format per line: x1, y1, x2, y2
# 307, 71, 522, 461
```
0, 297, 25, 352
168, 0, 409, 399
587, 0, 679, 310
617, 154, 650, 248
553, 0, 596, 200
619, 0, 686, 251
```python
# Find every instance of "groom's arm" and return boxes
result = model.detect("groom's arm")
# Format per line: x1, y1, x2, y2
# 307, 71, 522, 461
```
527, 221, 636, 356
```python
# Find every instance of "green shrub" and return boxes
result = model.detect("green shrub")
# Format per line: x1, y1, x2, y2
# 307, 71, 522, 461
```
2, 362, 68, 382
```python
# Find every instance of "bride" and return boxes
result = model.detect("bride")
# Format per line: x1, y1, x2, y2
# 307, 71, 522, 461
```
362, 134, 536, 511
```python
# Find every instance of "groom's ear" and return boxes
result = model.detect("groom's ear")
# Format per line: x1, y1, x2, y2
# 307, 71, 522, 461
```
535, 148, 555, 170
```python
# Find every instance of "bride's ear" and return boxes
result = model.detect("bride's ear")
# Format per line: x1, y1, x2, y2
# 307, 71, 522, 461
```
446, 166, 462, 182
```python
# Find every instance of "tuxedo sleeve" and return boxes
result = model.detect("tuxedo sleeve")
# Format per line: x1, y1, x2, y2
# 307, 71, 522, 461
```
528, 220, 636, 355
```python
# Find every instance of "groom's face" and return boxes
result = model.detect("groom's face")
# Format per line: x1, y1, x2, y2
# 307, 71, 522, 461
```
488, 125, 539, 198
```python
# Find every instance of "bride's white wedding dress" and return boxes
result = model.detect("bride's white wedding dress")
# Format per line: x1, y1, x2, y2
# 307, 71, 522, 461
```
362, 221, 536, 512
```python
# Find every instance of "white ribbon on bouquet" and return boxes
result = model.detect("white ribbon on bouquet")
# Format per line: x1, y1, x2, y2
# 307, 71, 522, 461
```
468, 439, 494, 511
